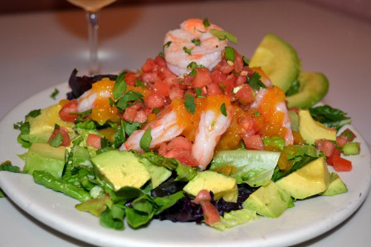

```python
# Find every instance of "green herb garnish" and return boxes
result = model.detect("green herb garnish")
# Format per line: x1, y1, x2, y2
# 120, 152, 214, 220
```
220, 103, 227, 116
50, 88, 59, 100
183, 46, 192, 55
26, 109, 41, 118
50, 133, 63, 147
184, 94, 196, 114
203, 18, 210, 28
135, 79, 145, 88
140, 127, 152, 152
225, 46, 235, 62
113, 72, 127, 99
164, 41, 172, 48
210, 29, 238, 44
248, 72, 266, 91
195, 87, 202, 97
192, 39, 201, 46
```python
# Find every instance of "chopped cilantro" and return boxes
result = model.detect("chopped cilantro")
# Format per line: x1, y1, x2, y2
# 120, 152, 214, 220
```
210, 29, 238, 44
184, 94, 196, 114
100, 137, 109, 149
225, 46, 235, 61
71, 109, 92, 123
164, 41, 172, 48
26, 109, 41, 118
50, 88, 59, 100
195, 87, 202, 97
109, 97, 115, 106
242, 56, 250, 66
183, 46, 192, 55
113, 72, 127, 99
248, 72, 267, 91
140, 127, 152, 152
50, 133, 63, 147
191, 39, 201, 46
153, 108, 161, 114
135, 79, 145, 88
220, 103, 227, 116
115, 91, 143, 111
124, 121, 141, 136
203, 18, 210, 28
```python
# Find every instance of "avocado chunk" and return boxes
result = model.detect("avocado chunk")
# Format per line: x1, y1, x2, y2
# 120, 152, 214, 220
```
91, 150, 150, 191
23, 104, 74, 144
243, 181, 293, 218
142, 162, 171, 189
299, 109, 336, 145
276, 157, 330, 199
321, 172, 348, 196
286, 72, 329, 109
183, 171, 238, 202
24, 143, 66, 178
249, 33, 301, 93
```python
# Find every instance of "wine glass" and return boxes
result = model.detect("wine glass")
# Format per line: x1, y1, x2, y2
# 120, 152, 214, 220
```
66, 0, 117, 75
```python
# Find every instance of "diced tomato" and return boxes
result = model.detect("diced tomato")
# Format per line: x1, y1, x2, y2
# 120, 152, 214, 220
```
211, 70, 226, 84
153, 80, 170, 98
192, 67, 212, 88
243, 134, 264, 150
142, 58, 156, 72
332, 155, 352, 172
169, 86, 184, 100
340, 128, 357, 142
234, 52, 244, 72
87, 134, 102, 149
207, 83, 223, 96
239, 117, 258, 137
336, 135, 348, 147
235, 84, 254, 105
235, 75, 246, 86
123, 105, 137, 123
165, 149, 199, 167
133, 110, 147, 123
200, 201, 221, 226
59, 99, 78, 122
327, 148, 341, 166
142, 72, 159, 83
220, 74, 236, 95
48, 128, 71, 147
316, 139, 335, 157
154, 55, 167, 67
193, 189, 212, 204
144, 93, 165, 109
166, 136, 193, 152
124, 72, 136, 86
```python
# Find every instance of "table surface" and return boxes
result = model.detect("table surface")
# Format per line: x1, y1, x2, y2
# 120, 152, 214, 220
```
0, 0, 370, 246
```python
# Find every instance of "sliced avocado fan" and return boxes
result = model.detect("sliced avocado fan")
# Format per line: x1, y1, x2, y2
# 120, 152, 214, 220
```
286, 72, 329, 108
249, 33, 301, 93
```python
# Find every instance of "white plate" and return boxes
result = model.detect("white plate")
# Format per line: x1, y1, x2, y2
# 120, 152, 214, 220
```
0, 83, 370, 247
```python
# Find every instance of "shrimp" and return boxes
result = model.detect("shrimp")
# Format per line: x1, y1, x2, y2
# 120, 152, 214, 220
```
251, 87, 294, 145
120, 109, 184, 152
76, 78, 120, 125
164, 19, 228, 76
192, 106, 233, 169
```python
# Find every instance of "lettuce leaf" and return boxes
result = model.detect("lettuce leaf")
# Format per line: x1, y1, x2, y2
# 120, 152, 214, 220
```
210, 150, 281, 187
212, 208, 258, 231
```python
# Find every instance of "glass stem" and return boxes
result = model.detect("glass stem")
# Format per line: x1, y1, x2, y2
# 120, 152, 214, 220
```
87, 11, 99, 75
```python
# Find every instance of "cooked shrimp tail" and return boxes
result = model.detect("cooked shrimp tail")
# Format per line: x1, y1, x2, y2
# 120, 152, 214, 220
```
120, 110, 184, 152
192, 106, 233, 169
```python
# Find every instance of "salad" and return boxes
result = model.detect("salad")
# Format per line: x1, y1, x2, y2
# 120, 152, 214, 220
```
0, 18, 361, 231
